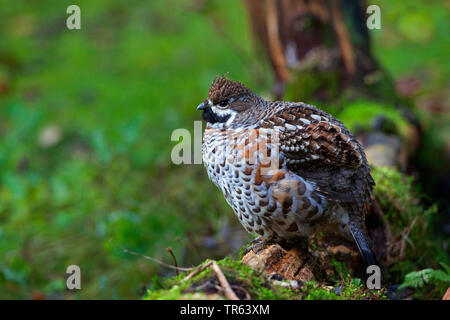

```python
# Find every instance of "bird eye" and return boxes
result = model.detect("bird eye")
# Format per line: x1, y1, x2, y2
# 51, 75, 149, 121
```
219, 100, 228, 107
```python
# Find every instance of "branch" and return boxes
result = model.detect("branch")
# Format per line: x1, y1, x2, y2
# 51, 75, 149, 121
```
182, 260, 240, 300
110, 239, 193, 272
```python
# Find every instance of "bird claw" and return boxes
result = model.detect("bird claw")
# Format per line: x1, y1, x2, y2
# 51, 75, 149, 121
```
242, 237, 275, 255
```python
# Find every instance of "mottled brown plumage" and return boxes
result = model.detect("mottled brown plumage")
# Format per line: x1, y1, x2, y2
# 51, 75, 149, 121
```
208, 75, 253, 106
197, 75, 377, 266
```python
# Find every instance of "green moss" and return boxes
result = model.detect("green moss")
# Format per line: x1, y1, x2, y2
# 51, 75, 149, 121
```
143, 257, 387, 300
144, 258, 301, 300
331, 259, 351, 282
301, 280, 387, 300
372, 166, 449, 298
373, 167, 434, 230
372, 166, 438, 238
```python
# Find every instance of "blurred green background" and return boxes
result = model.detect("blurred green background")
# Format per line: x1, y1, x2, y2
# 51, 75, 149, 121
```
0, 0, 448, 299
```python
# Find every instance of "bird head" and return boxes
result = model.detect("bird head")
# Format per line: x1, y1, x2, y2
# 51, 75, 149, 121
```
197, 75, 262, 128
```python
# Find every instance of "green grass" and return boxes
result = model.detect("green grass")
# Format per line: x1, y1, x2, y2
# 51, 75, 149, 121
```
0, 0, 261, 299
0, 0, 447, 299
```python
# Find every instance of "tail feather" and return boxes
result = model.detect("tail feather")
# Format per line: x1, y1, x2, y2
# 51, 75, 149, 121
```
349, 223, 378, 267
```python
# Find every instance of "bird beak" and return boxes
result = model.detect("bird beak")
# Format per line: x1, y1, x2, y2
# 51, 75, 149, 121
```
197, 102, 206, 111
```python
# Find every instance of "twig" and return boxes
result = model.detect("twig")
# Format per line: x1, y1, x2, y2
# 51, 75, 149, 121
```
182, 260, 240, 300
113, 239, 239, 300
166, 247, 179, 276
231, 285, 251, 300
372, 199, 397, 265
183, 261, 214, 282
111, 239, 193, 272
210, 261, 240, 300
398, 217, 418, 258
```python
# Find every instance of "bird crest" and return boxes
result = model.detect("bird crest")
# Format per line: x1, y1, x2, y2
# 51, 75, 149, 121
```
208, 74, 253, 105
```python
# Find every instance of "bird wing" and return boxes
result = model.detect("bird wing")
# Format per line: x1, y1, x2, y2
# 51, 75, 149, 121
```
260, 103, 363, 169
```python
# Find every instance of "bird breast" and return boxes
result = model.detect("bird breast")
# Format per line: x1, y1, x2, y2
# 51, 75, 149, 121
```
202, 127, 335, 240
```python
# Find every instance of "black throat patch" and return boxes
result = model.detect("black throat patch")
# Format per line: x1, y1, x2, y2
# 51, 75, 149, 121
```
201, 107, 231, 124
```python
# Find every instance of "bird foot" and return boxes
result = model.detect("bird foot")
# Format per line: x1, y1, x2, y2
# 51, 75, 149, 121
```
243, 237, 276, 256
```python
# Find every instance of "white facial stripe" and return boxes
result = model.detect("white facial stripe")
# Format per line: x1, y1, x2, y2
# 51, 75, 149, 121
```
208, 105, 238, 128
211, 106, 235, 117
